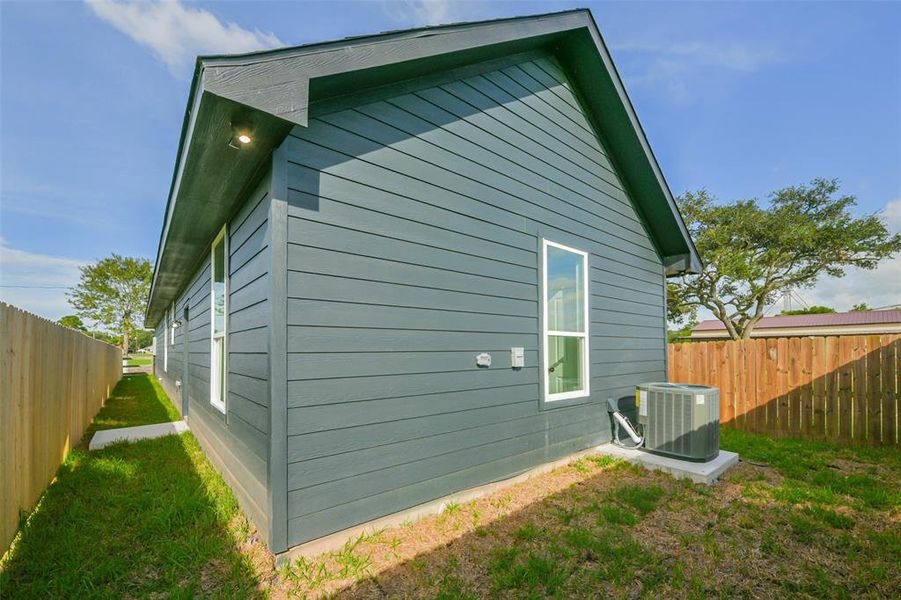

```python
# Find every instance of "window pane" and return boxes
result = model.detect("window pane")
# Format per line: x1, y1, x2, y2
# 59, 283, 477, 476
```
212, 236, 226, 335
546, 245, 584, 332
547, 335, 583, 394
211, 336, 226, 409
217, 338, 226, 402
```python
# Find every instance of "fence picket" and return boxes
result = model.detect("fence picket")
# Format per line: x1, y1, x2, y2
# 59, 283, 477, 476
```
884, 336, 899, 445
0, 303, 121, 554
850, 336, 867, 443
668, 333, 898, 446
810, 336, 826, 440
866, 335, 882, 443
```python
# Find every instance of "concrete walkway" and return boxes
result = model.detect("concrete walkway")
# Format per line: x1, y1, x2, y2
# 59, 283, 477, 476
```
89, 421, 189, 451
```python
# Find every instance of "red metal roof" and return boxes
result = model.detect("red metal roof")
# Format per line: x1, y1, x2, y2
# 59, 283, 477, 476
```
693, 309, 901, 331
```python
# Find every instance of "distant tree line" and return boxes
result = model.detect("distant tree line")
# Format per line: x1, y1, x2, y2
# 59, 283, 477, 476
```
57, 314, 154, 351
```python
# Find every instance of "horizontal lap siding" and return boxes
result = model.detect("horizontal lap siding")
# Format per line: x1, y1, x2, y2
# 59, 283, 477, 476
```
175, 175, 273, 541
154, 327, 167, 385
282, 54, 665, 546
156, 287, 190, 418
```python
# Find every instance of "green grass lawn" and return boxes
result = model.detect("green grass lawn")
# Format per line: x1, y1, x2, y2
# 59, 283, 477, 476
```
124, 354, 153, 367
277, 429, 901, 598
87, 374, 179, 433
2, 377, 899, 599
0, 374, 265, 598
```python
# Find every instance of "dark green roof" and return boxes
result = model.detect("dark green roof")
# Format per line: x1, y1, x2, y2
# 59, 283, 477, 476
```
146, 8, 701, 326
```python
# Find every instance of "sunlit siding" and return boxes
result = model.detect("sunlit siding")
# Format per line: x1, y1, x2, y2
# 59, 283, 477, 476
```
280, 54, 666, 545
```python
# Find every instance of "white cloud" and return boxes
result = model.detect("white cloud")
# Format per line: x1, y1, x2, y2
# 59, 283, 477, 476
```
882, 197, 901, 232
616, 40, 784, 72
802, 198, 901, 311
382, 0, 453, 27
614, 39, 786, 102
0, 238, 87, 321
803, 260, 901, 311
87, 0, 283, 73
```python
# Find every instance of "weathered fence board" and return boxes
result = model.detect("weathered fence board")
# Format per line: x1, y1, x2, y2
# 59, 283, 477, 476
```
0, 303, 122, 554
668, 334, 901, 445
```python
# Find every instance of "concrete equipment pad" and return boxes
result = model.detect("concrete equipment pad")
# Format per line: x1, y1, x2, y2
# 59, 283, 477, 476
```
596, 444, 739, 484
89, 421, 189, 450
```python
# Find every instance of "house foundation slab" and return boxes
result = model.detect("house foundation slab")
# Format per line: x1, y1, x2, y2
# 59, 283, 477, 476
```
596, 444, 739, 484
274, 445, 606, 565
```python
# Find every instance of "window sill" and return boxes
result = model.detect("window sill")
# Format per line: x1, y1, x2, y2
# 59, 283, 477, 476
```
546, 391, 590, 402
541, 392, 592, 410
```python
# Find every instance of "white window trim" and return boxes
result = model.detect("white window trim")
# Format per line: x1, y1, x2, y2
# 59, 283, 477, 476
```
169, 303, 176, 346
542, 239, 590, 402
163, 306, 170, 373
209, 224, 228, 414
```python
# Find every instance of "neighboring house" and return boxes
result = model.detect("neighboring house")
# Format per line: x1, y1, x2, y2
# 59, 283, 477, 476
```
690, 309, 901, 340
145, 10, 700, 557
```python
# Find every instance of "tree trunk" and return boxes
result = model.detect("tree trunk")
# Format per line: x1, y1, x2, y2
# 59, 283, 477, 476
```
721, 318, 742, 341
122, 328, 129, 354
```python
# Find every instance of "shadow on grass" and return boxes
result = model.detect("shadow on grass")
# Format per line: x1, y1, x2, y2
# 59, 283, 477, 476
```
88, 374, 181, 435
275, 459, 683, 598
276, 433, 900, 598
0, 375, 265, 598
0, 434, 264, 598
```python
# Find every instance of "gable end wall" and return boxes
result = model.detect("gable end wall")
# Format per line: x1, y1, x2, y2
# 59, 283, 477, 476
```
279, 53, 667, 546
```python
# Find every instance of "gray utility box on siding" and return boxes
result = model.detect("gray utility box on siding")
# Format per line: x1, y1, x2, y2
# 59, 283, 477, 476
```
144, 10, 703, 557
638, 383, 720, 462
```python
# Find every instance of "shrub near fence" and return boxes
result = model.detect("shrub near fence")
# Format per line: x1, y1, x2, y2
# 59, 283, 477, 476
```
0, 303, 122, 554
668, 334, 900, 445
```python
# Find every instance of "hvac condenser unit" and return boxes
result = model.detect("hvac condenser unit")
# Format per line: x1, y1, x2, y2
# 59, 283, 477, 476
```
637, 383, 720, 462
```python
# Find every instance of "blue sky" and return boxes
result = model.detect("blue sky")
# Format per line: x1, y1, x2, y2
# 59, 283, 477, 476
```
2, 0, 900, 322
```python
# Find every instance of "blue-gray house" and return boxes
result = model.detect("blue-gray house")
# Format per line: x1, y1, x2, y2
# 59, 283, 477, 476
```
146, 9, 700, 557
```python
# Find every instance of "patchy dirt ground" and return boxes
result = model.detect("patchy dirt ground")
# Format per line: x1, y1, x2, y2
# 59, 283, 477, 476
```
4, 412, 897, 599
257, 431, 900, 599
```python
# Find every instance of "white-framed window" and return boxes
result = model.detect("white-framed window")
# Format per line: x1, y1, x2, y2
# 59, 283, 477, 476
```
209, 225, 228, 413
169, 303, 176, 346
542, 239, 590, 402
163, 305, 170, 372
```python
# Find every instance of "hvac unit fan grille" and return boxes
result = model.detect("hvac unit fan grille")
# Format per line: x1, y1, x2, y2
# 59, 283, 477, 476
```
638, 383, 720, 462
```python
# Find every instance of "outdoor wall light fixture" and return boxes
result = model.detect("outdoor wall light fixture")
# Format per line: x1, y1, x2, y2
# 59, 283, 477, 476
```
228, 122, 253, 149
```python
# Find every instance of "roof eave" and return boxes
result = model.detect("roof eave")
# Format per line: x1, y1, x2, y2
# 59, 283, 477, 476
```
144, 73, 293, 327
146, 9, 702, 325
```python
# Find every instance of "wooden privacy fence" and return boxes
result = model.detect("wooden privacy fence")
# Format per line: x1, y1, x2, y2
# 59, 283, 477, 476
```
0, 303, 122, 554
668, 334, 900, 445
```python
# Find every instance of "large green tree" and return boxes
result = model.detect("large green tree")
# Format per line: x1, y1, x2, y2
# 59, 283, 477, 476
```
131, 328, 155, 352
58, 314, 87, 331
68, 255, 152, 352
671, 179, 901, 340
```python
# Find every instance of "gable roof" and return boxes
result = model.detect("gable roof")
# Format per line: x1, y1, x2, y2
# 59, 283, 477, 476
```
693, 309, 901, 333
145, 9, 701, 326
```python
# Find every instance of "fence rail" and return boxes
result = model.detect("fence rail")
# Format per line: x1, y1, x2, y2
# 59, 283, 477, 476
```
0, 303, 122, 554
668, 334, 900, 445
